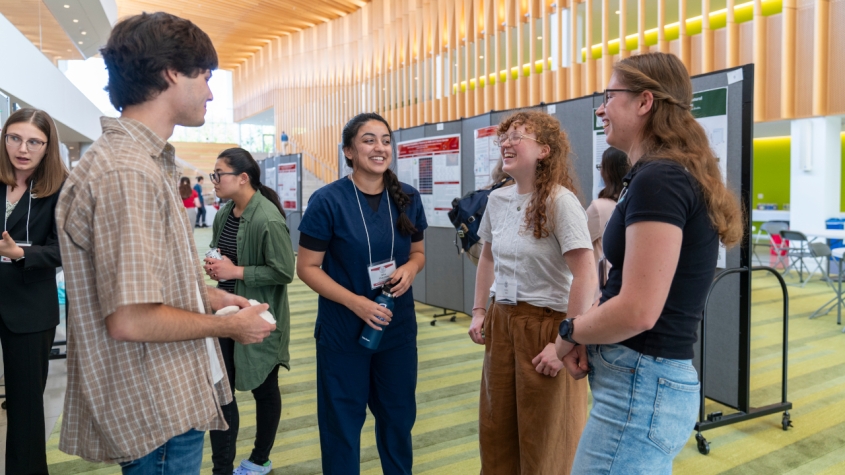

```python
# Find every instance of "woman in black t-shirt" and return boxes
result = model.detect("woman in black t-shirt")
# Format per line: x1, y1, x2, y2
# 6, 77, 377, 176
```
553, 53, 743, 474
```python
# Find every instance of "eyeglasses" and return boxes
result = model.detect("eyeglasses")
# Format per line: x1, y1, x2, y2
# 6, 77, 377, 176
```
494, 133, 542, 147
603, 88, 637, 106
4, 134, 47, 153
209, 172, 240, 183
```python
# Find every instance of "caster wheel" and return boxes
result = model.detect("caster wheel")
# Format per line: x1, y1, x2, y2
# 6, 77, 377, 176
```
430, 320, 436, 326
782, 412, 793, 431
696, 433, 710, 455
450, 316, 457, 322
1, 401, 6, 410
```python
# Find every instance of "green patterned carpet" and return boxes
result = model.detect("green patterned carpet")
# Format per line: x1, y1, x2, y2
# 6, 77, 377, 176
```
43, 231, 845, 473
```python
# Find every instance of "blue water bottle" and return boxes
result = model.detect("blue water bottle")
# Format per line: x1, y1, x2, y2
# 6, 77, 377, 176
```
359, 284, 394, 350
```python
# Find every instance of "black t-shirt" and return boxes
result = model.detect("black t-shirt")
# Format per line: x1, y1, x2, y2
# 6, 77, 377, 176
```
600, 160, 719, 359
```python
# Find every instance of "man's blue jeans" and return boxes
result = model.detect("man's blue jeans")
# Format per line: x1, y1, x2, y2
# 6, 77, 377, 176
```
572, 344, 700, 475
119, 429, 205, 475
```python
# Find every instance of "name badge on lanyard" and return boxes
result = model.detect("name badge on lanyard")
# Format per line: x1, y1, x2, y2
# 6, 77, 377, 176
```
493, 188, 521, 305
1, 242, 31, 263
351, 177, 396, 290
368, 259, 396, 290
3, 181, 34, 263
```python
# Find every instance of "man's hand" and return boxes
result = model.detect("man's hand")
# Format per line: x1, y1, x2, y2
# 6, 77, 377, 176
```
207, 286, 250, 312
226, 304, 276, 344
531, 343, 564, 377
562, 344, 590, 380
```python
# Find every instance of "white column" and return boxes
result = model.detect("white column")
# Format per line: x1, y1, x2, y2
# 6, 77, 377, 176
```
789, 116, 842, 231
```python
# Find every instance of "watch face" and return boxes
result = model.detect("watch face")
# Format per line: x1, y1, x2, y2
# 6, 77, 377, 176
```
559, 319, 570, 338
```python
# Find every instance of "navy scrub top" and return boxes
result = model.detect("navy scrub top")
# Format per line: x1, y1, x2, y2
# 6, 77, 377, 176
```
299, 176, 428, 353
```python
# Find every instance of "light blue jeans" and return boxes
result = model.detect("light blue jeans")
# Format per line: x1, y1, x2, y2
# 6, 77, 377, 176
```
572, 344, 700, 475
119, 429, 205, 475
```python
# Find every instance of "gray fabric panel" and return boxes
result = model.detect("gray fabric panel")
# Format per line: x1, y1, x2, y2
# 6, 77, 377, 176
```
553, 97, 598, 206
460, 113, 493, 314
688, 67, 752, 410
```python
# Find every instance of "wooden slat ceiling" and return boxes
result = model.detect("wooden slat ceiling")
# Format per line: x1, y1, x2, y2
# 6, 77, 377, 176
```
0, 0, 84, 63
115, 0, 367, 70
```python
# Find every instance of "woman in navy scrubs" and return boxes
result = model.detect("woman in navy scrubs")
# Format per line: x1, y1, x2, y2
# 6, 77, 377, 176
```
297, 112, 427, 475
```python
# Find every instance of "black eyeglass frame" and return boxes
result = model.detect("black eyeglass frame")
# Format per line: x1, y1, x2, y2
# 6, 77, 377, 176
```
603, 88, 637, 106
209, 172, 240, 183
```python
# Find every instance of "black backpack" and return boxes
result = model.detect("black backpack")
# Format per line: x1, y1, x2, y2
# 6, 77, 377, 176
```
447, 177, 512, 259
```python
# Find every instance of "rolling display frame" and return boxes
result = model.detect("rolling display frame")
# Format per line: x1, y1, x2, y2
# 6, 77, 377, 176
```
695, 266, 792, 455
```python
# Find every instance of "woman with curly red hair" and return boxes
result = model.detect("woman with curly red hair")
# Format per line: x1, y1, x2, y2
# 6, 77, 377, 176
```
468, 111, 597, 474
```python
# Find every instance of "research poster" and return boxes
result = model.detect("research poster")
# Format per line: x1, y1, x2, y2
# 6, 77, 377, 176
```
265, 165, 277, 192
691, 87, 729, 267
591, 111, 611, 200
277, 162, 298, 211
474, 125, 499, 190
397, 135, 461, 227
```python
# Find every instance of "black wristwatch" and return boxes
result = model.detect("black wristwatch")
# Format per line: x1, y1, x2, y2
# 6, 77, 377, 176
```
558, 318, 579, 345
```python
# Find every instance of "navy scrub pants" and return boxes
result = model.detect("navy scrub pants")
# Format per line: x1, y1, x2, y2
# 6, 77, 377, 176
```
316, 339, 417, 475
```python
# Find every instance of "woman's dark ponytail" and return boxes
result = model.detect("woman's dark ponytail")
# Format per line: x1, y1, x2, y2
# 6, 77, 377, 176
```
218, 147, 286, 218
342, 112, 417, 236
383, 168, 416, 235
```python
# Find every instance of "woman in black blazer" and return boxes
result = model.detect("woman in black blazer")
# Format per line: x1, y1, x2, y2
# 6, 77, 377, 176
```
0, 108, 67, 475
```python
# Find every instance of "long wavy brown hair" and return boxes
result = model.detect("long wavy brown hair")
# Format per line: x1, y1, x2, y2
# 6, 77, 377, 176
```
496, 111, 577, 239
612, 53, 743, 247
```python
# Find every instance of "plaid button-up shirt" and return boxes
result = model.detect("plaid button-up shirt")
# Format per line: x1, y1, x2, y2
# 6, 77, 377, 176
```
56, 117, 232, 463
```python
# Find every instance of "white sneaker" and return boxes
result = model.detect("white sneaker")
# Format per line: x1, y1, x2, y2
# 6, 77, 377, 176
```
233, 459, 272, 475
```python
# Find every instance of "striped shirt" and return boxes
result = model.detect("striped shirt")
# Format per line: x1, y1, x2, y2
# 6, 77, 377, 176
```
55, 117, 231, 463
217, 211, 240, 293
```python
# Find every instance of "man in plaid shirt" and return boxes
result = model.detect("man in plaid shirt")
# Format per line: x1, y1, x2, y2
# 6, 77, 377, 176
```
55, 12, 276, 474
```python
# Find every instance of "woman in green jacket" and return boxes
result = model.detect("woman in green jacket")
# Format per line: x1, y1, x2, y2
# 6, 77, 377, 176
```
203, 147, 295, 475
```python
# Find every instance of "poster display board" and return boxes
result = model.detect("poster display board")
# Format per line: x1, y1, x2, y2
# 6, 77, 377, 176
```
277, 162, 298, 211
473, 125, 499, 190
397, 135, 461, 227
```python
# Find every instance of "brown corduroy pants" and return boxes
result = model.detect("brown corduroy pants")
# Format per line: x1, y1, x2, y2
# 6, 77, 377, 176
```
478, 301, 588, 475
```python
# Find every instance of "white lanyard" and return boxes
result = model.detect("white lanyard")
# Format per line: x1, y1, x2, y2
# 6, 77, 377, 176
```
350, 176, 394, 266
4, 180, 33, 243
494, 187, 523, 284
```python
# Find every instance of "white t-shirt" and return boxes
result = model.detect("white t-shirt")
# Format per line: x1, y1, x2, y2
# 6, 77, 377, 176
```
478, 185, 592, 313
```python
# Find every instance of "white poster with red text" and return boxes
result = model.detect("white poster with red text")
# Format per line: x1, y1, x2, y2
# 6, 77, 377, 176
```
277, 163, 298, 211
396, 135, 461, 227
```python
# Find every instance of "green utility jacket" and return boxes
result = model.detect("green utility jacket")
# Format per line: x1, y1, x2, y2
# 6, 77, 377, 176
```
210, 192, 295, 391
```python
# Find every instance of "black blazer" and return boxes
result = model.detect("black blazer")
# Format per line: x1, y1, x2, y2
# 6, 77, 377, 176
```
0, 183, 62, 333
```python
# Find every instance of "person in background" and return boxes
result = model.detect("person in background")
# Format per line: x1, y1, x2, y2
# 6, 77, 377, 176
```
280, 131, 289, 155
55, 12, 275, 473
585, 147, 630, 298
558, 52, 743, 474
203, 148, 295, 475
296, 112, 427, 475
469, 111, 596, 474
180, 176, 200, 227
195, 175, 208, 227
0, 108, 67, 475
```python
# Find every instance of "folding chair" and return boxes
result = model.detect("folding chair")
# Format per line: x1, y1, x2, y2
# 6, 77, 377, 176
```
759, 221, 789, 268
780, 230, 831, 287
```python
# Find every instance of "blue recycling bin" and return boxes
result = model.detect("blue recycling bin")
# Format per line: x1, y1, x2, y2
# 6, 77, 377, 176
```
826, 218, 845, 271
